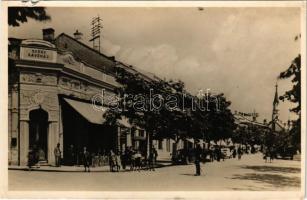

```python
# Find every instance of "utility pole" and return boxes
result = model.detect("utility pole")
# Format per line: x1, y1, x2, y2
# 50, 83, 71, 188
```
89, 15, 102, 52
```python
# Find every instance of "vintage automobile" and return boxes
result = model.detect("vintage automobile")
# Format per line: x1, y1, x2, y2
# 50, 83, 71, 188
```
171, 149, 188, 164
275, 146, 296, 160
171, 148, 198, 164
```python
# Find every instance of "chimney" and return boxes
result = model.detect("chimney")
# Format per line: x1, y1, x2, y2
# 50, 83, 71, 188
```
73, 30, 83, 40
42, 28, 55, 42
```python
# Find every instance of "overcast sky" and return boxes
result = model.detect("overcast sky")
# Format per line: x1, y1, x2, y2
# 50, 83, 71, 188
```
9, 7, 301, 123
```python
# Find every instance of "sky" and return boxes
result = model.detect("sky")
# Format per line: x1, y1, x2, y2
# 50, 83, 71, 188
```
8, 7, 301, 123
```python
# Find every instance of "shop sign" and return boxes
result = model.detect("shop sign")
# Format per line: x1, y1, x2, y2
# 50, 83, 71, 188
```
20, 46, 57, 63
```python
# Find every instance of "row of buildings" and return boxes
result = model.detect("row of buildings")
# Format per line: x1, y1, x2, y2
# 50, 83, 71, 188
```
8, 28, 164, 166
8, 27, 289, 166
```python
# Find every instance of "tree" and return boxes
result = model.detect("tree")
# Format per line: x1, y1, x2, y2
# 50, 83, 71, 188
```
278, 49, 301, 150
104, 65, 236, 152
104, 67, 190, 150
8, 7, 50, 27
203, 93, 236, 143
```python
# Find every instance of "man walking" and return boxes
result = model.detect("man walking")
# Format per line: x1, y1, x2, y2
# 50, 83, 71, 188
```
152, 146, 158, 166
194, 144, 202, 176
67, 144, 75, 166
148, 148, 156, 171
82, 147, 91, 172
54, 143, 61, 167
238, 146, 242, 160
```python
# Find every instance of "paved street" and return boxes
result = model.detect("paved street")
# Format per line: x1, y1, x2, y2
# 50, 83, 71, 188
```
9, 153, 301, 191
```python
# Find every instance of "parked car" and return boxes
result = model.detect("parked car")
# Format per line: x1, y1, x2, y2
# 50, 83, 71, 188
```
171, 149, 188, 164
276, 146, 296, 160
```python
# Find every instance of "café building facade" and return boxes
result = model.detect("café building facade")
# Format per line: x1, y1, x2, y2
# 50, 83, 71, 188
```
8, 28, 148, 166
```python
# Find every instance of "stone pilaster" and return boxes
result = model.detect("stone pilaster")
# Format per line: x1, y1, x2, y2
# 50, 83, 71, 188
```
126, 129, 132, 147
19, 120, 29, 166
48, 122, 58, 165
58, 105, 64, 154
117, 126, 121, 152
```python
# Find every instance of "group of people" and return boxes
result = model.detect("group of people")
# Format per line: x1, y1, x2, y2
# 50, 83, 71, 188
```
108, 147, 158, 172
263, 147, 276, 163
30, 144, 159, 172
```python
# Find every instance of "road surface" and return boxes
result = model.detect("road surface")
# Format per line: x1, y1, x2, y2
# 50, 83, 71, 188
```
8, 153, 301, 191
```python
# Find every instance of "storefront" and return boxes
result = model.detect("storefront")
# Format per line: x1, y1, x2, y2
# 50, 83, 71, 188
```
8, 29, 148, 166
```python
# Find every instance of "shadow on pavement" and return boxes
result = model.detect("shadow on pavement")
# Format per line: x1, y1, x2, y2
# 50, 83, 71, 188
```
180, 173, 207, 177
180, 173, 195, 176
11, 161, 173, 173
231, 173, 300, 188
240, 165, 301, 173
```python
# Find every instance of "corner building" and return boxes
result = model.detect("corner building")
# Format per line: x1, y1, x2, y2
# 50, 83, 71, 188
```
8, 28, 148, 166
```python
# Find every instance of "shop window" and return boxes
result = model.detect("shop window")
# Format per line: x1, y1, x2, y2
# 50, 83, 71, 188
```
158, 140, 163, 150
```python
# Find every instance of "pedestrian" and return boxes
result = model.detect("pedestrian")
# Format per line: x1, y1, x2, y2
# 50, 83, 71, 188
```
148, 148, 155, 171
109, 150, 116, 172
91, 152, 97, 167
121, 148, 127, 170
134, 150, 142, 171
38, 148, 45, 162
215, 147, 220, 162
54, 143, 61, 167
115, 151, 121, 172
209, 149, 214, 162
220, 148, 225, 161
82, 146, 91, 172
269, 147, 275, 163
232, 148, 237, 159
27, 148, 36, 170
67, 144, 75, 166
194, 144, 202, 176
103, 150, 108, 166
130, 150, 136, 171
97, 149, 103, 167
238, 147, 242, 160
152, 146, 158, 166
263, 149, 268, 163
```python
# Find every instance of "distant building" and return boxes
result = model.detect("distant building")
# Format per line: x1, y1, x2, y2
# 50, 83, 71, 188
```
268, 83, 287, 132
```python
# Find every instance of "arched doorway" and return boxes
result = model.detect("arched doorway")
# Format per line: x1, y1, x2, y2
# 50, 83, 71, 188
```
29, 108, 49, 161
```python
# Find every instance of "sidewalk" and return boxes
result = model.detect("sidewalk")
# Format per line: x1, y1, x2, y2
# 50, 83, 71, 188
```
8, 160, 173, 172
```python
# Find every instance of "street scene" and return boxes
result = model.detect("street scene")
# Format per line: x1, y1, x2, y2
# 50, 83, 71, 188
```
7, 5, 303, 193
9, 153, 301, 191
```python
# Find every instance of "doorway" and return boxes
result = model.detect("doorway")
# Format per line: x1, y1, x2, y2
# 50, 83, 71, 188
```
29, 108, 49, 161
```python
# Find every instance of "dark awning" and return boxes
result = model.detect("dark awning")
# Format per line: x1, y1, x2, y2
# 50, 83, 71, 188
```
64, 98, 131, 127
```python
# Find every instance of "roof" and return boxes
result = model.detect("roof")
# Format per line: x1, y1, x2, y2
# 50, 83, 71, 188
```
116, 61, 162, 82
267, 120, 286, 132
55, 33, 115, 74
9, 33, 163, 84
8, 38, 23, 46
234, 113, 268, 128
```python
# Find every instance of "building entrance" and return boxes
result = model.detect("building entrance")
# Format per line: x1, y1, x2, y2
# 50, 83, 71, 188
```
29, 108, 48, 161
